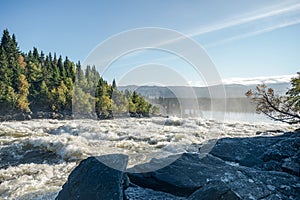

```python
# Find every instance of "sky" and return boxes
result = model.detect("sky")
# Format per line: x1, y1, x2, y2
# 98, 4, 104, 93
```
1, 0, 300, 86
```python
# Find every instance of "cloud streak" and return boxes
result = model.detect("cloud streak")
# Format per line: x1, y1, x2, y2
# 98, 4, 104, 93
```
188, 2, 300, 37
205, 18, 300, 47
156, 2, 300, 48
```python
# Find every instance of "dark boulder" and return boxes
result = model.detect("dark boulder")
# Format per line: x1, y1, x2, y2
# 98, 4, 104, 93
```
127, 132, 300, 199
125, 185, 186, 200
56, 131, 300, 200
127, 153, 233, 197
188, 180, 241, 200
56, 154, 128, 200
210, 132, 300, 175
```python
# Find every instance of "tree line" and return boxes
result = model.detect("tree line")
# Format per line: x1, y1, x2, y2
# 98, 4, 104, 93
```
0, 29, 159, 119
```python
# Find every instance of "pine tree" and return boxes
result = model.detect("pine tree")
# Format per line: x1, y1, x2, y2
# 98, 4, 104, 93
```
33, 47, 39, 61
0, 29, 158, 118
57, 55, 66, 80
112, 79, 117, 89
95, 78, 113, 118
37, 80, 50, 111
64, 56, 75, 82
0, 46, 11, 84
1, 29, 11, 51
1, 30, 21, 91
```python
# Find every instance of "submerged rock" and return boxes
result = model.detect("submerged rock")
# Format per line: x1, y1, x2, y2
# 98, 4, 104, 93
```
56, 154, 128, 200
0, 145, 60, 169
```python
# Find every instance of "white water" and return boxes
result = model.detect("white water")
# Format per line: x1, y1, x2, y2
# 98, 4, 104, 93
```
0, 117, 296, 199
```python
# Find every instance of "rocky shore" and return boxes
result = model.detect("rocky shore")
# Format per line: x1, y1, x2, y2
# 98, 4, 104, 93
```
56, 130, 300, 200
0, 112, 166, 122
0, 111, 74, 121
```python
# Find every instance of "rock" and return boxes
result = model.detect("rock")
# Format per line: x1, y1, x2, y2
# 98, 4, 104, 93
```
55, 131, 299, 199
266, 129, 284, 133
256, 131, 262, 135
128, 153, 215, 197
0, 145, 60, 169
209, 135, 278, 167
56, 154, 128, 200
13, 113, 26, 121
210, 132, 300, 176
281, 155, 300, 176
263, 160, 282, 172
25, 114, 32, 120
48, 125, 79, 136
125, 185, 186, 200
188, 180, 241, 200
127, 132, 300, 199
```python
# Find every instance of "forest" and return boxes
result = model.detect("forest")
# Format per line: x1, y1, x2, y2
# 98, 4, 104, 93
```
0, 29, 159, 120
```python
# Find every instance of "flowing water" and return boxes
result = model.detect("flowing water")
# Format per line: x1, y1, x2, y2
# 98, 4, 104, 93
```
0, 116, 296, 199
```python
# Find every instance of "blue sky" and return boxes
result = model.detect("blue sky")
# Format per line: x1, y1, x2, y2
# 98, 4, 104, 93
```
1, 0, 300, 86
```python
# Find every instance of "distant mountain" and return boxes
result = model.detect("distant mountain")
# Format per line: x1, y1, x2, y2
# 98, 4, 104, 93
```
222, 74, 295, 85
118, 82, 291, 99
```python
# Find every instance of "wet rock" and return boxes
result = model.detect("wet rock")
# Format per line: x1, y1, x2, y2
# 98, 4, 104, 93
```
56, 154, 128, 200
48, 125, 79, 136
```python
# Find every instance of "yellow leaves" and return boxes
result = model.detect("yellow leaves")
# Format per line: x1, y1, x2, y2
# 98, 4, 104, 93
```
18, 74, 29, 94
95, 95, 112, 116
50, 81, 69, 112
129, 100, 136, 113
16, 74, 30, 112
245, 90, 252, 97
17, 55, 26, 69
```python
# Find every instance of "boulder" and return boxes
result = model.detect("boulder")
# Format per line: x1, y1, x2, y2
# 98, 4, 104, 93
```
210, 132, 300, 175
188, 180, 241, 200
56, 154, 128, 200
127, 132, 300, 199
127, 153, 233, 197
125, 185, 186, 200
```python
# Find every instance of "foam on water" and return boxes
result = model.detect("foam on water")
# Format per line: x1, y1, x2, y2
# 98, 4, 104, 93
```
0, 162, 76, 200
0, 117, 296, 199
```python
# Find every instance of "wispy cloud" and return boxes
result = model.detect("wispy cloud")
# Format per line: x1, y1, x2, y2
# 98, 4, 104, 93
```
157, 2, 300, 48
86, 2, 300, 70
188, 2, 300, 37
205, 18, 300, 47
